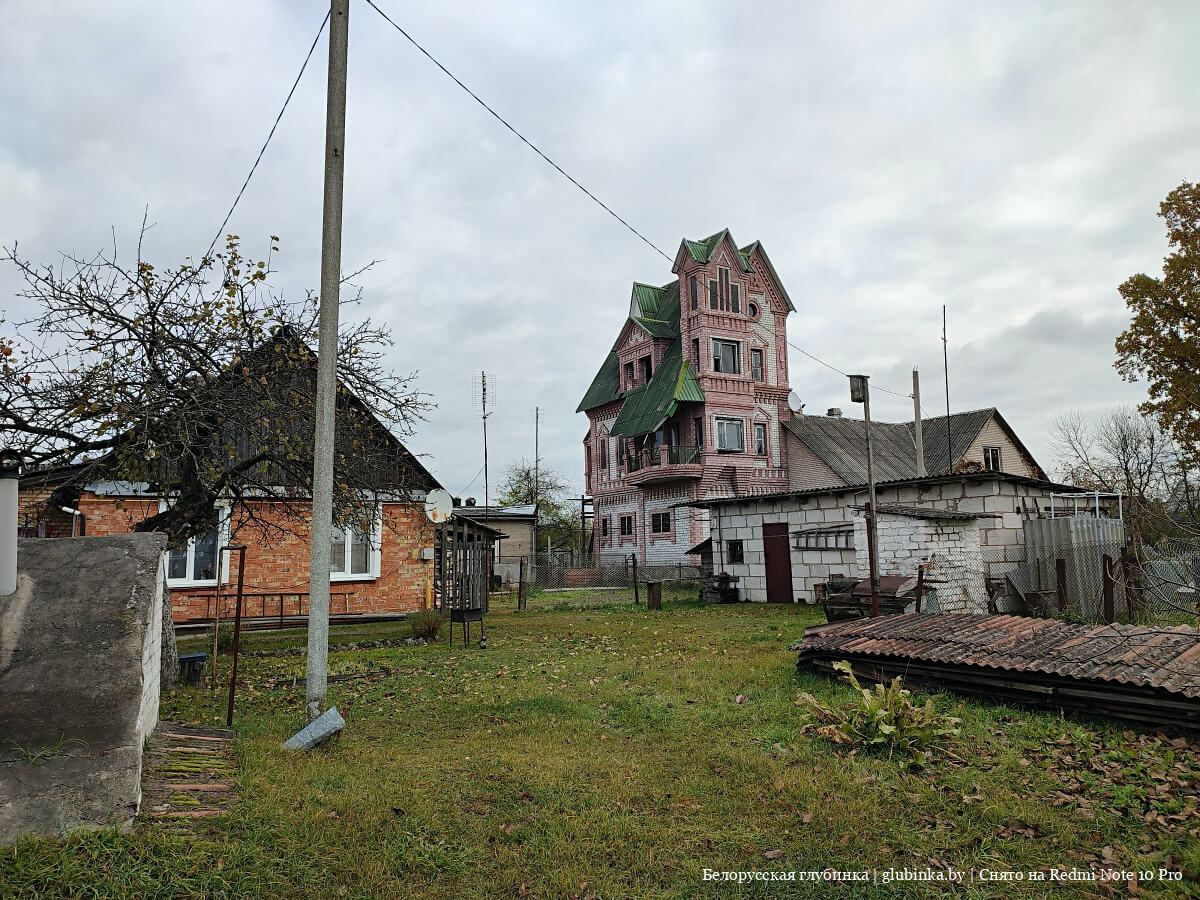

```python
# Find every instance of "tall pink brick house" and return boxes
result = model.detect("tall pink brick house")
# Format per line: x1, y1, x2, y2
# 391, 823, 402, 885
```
578, 229, 795, 562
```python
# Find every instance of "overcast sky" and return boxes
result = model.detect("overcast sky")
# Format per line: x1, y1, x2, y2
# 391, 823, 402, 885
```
2, 1, 1196, 498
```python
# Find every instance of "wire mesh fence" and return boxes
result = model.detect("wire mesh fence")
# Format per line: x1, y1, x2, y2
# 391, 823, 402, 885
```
999, 537, 1198, 626
492, 552, 706, 611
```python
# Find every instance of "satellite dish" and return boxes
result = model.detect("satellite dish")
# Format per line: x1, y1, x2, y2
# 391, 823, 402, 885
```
424, 488, 453, 524
787, 391, 804, 413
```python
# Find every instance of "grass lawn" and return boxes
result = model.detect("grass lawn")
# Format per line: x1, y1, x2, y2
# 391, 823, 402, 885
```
3, 594, 1198, 898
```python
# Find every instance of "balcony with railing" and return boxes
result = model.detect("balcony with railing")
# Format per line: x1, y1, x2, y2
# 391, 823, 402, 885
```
624, 444, 703, 486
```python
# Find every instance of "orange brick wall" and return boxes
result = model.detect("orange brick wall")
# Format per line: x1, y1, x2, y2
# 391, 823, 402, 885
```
24, 492, 434, 622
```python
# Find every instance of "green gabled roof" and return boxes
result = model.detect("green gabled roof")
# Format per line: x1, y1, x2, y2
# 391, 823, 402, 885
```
610, 339, 704, 437
682, 229, 754, 273
634, 318, 675, 339
576, 351, 621, 413
631, 279, 679, 321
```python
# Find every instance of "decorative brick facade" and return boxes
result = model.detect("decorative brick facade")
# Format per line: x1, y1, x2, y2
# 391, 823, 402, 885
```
579, 229, 795, 562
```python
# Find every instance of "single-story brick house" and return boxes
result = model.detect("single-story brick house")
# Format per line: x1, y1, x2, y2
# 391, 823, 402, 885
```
16, 336, 448, 624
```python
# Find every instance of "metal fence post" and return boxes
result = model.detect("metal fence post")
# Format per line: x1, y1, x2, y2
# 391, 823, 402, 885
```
517, 556, 526, 611
631, 554, 639, 605
1102, 554, 1115, 625
1055, 558, 1067, 615
225, 546, 248, 727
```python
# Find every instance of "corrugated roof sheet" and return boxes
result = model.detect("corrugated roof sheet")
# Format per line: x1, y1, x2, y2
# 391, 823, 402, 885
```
610, 339, 704, 437
782, 408, 999, 483
796, 613, 1200, 699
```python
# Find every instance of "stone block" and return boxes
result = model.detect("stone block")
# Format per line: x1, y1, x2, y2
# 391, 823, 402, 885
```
1, 534, 168, 843
957, 497, 985, 514
1001, 512, 1023, 530
965, 480, 997, 497
982, 495, 1007, 513
986, 528, 1018, 545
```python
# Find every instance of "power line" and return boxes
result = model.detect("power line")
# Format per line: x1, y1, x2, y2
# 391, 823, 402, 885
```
203, 9, 331, 263
782, 338, 912, 400
363, 0, 671, 263
364, 0, 931, 410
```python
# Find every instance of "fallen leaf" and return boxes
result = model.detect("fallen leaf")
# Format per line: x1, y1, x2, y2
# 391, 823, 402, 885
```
736, 694, 746, 704
763, 849, 783, 859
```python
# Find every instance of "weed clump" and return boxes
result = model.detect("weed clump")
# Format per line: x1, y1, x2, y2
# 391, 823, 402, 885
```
796, 660, 960, 767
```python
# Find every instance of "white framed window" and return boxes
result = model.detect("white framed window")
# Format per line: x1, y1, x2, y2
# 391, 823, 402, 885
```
983, 446, 1002, 471
163, 503, 230, 587
716, 417, 745, 453
712, 339, 740, 374
651, 512, 671, 534
750, 348, 764, 382
330, 511, 382, 581
754, 422, 768, 455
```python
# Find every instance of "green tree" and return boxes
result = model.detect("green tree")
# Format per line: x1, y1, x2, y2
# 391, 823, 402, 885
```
496, 458, 582, 550
1115, 181, 1200, 464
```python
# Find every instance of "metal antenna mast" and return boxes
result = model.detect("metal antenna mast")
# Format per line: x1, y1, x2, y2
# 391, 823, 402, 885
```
942, 305, 952, 473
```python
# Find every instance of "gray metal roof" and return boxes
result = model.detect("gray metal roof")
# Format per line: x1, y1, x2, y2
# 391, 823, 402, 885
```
868, 504, 1000, 521
452, 504, 537, 520
782, 408, 1002, 483
687, 469, 1086, 509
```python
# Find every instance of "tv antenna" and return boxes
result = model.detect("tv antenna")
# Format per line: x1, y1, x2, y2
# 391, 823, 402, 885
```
471, 372, 495, 524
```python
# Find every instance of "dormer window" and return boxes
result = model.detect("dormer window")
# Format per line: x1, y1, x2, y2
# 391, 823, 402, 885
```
623, 361, 634, 389
689, 275, 698, 310
639, 355, 652, 383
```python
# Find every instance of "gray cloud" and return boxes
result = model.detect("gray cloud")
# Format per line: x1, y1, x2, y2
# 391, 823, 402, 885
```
2, 0, 1196, 498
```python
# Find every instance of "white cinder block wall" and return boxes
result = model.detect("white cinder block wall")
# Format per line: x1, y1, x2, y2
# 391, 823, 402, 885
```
705, 475, 1083, 604
853, 512, 989, 613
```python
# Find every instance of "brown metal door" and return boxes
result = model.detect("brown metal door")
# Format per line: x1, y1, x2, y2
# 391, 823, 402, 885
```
763, 523, 794, 603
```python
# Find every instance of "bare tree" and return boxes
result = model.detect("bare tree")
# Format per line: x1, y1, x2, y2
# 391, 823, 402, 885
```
1, 230, 432, 545
1052, 406, 1197, 545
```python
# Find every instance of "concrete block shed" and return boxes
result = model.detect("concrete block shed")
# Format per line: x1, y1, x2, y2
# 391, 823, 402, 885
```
0, 534, 166, 843
691, 471, 1091, 604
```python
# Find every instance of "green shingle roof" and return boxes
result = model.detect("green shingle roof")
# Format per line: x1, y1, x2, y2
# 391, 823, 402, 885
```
682, 229, 754, 273
610, 339, 704, 437
576, 351, 621, 413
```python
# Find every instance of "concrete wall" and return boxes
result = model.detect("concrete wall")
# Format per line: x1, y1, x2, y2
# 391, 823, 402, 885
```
1, 534, 167, 843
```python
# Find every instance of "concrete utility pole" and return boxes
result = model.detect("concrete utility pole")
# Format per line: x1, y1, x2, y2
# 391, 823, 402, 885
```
305, 0, 350, 721
850, 375, 881, 617
912, 368, 925, 478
